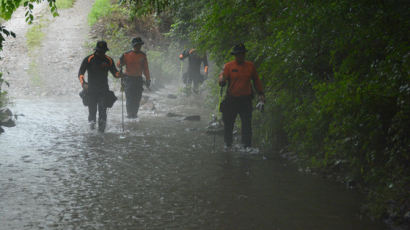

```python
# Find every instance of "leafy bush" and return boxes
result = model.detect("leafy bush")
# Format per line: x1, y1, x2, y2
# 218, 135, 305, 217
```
156, 0, 410, 224
88, 0, 113, 26
56, 0, 76, 9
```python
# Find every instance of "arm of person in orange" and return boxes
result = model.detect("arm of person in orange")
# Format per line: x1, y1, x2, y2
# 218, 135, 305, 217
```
251, 65, 265, 101
108, 57, 121, 78
143, 54, 151, 87
219, 64, 229, 87
117, 54, 124, 68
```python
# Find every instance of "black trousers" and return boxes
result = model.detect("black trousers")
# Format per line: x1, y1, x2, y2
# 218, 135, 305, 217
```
183, 72, 203, 93
124, 76, 144, 117
88, 91, 107, 125
222, 96, 253, 147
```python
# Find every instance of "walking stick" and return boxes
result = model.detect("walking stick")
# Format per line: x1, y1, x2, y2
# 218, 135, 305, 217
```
120, 68, 125, 133
213, 85, 225, 152
121, 79, 124, 133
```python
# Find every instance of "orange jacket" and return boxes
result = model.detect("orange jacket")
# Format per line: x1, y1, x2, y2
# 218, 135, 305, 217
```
219, 60, 263, 97
117, 50, 150, 81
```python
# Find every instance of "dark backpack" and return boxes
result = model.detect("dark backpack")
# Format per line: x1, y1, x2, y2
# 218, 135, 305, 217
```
104, 90, 117, 108
79, 89, 89, 106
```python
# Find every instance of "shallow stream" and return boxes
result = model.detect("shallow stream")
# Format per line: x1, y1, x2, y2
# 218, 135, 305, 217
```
0, 86, 385, 229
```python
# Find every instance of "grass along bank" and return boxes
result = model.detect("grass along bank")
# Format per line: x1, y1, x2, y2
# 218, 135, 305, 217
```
25, 17, 50, 86
87, 2, 181, 89
88, 0, 113, 26
56, 0, 76, 9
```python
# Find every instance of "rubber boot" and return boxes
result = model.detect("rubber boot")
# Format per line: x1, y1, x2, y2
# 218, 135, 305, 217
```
98, 120, 106, 133
89, 121, 96, 130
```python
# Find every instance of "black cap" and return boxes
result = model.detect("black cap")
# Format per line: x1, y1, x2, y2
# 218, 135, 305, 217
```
230, 43, 247, 55
132, 37, 144, 46
94, 40, 109, 52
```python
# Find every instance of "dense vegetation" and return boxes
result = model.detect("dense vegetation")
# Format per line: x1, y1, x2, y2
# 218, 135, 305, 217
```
1, 0, 409, 226
121, 0, 410, 225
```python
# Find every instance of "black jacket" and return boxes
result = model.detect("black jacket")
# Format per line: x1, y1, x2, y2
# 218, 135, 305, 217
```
180, 49, 208, 76
78, 53, 120, 93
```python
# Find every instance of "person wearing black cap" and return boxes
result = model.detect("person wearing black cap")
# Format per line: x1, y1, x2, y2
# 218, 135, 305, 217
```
179, 48, 208, 94
78, 40, 121, 132
117, 37, 151, 118
219, 43, 265, 148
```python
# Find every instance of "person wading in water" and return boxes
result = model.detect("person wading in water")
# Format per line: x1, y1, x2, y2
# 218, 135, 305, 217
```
179, 48, 208, 94
78, 40, 121, 132
219, 43, 265, 148
117, 37, 151, 119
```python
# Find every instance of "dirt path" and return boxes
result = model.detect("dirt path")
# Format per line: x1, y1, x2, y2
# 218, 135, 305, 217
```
0, 3, 45, 98
0, 0, 94, 98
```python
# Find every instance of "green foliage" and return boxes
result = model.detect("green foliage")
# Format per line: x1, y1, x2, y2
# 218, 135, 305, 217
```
88, 5, 180, 89
28, 60, 42, 85
25, 19, 47, 52
88, 0, 113, 26
151, 0, 410, 224
0, 72, 9, 109
119, 0, 170, 15
55, 0, 75, 9
146, 43, 181, 83
0, 25, 16, 50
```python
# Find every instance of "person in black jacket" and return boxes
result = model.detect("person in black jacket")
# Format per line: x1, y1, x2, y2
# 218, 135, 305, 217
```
78, 41, 121, 132
179, 48, 208, 94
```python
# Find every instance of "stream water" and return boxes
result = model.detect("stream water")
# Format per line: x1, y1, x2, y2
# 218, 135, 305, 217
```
0, 85, 386, 230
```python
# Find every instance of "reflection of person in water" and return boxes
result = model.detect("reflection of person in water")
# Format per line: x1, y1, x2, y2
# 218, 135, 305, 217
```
179, 48, 208, 94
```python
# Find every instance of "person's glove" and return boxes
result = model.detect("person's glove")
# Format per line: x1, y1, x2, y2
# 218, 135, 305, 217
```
146, 79, 151, 88
219, 80, 226, 87
258, 94, 265, 102
256, 101, 265, 112
82, 82, 88, 89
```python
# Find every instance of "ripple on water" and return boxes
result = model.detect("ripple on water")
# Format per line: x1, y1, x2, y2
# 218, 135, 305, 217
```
0, 95, 386, 230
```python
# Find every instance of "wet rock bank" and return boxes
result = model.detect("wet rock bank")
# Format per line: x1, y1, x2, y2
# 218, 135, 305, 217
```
0, 107, 16, 133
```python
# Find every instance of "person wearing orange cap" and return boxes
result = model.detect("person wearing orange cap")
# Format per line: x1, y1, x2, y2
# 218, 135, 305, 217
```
219, 43, 265, 148
179, 48, 208, 94
117, 37, 151, 119
78, 40, 121, 132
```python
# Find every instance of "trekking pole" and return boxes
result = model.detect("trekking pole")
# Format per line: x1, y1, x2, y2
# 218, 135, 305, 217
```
213, 85, 225, 152
120, 68, 124, 133
121, 80, 124, 133
218, 85, 224, 114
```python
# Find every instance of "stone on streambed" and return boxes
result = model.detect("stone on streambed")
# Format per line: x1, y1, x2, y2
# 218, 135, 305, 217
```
183, 115, 200, 121
166, 112, 182, 117
167, 94, 177, 99
0, 107, 16, 129
0, 108, 12, 117
1, 118, 16, 127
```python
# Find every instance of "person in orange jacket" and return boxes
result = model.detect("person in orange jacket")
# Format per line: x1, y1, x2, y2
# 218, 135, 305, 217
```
179, 48, 208, 94
117, 37, 151, 118
78, 40, 121, 132
219, 43, 265, 148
